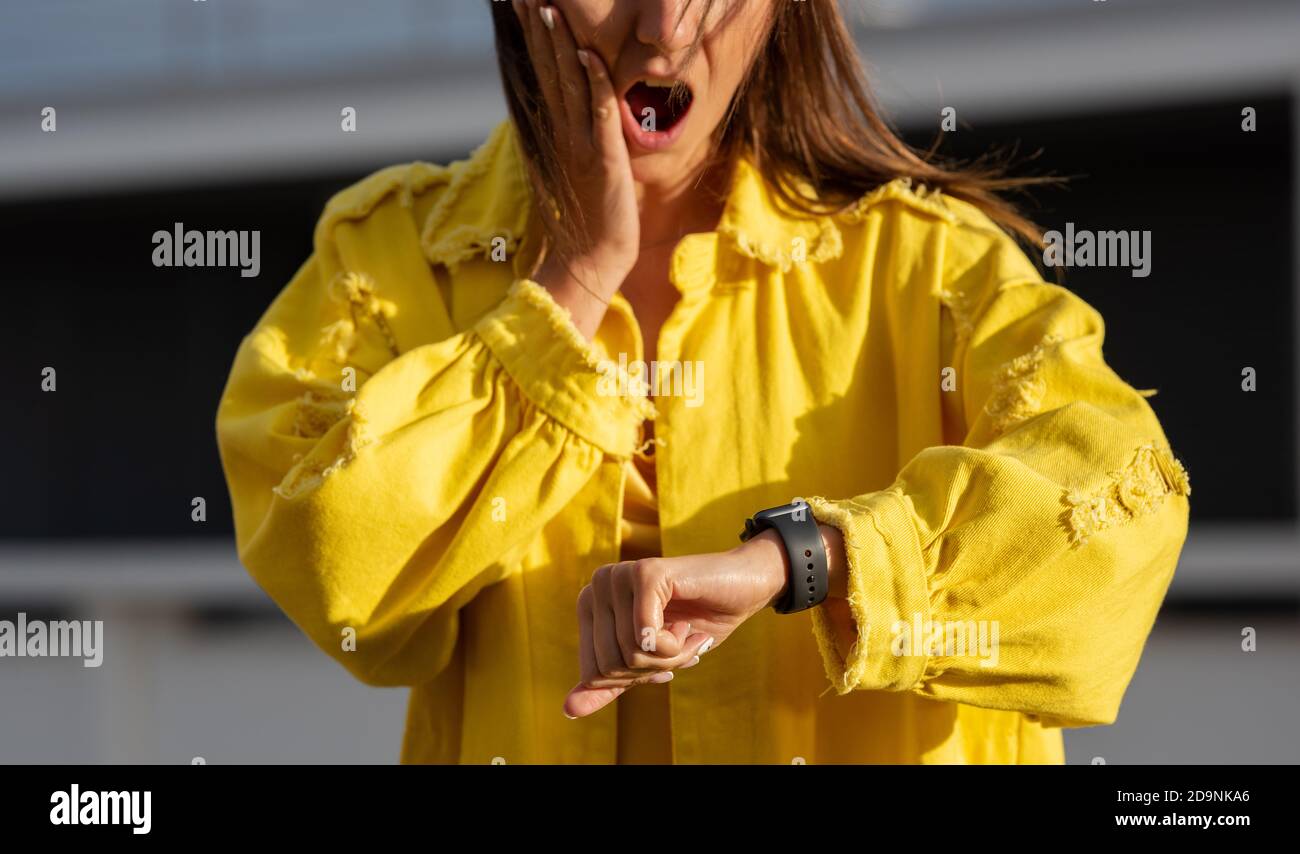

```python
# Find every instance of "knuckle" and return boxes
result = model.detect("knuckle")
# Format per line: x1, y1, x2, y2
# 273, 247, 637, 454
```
631, 558, 664, 590
589, 564, 613, 593
610, 560, 635, 591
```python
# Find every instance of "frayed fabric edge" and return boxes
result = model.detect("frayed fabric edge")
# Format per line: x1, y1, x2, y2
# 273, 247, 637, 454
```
939, 286, 982, 343
314, 162, 451, 250
805, 496, 882, 696
1063, 443, 1191, 547
324, 271, 400, 363
985, 333, 1064, 435
509, 279, 658, 422
717, 216, 844, 274
838, 177, 959, 226
291, 389, 355, 440
272, 407, 373, 501
421, 123, 527, 271
427, 225, 521, 275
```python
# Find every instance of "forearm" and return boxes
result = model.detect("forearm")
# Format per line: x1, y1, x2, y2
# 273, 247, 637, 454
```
534, 254, 617, 340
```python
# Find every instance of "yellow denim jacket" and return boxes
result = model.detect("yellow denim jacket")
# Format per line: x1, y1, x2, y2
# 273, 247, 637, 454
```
216, 120, 1190, 764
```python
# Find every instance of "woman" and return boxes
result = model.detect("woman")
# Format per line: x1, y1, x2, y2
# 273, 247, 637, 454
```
217, 0, 1190, 764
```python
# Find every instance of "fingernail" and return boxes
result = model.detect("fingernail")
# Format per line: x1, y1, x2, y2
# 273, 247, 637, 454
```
539, 6, 555, 29
563, 711, 577, 720
698, 636, 714, 654
576, 49, 589, 67
681, 655, 701, 669
648, 672, 674, 684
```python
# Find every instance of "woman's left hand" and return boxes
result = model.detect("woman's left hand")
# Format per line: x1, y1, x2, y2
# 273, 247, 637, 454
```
563, 530, 792, 719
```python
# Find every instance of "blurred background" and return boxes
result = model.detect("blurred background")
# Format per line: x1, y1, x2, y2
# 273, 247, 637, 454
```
1, 0, 1296, 764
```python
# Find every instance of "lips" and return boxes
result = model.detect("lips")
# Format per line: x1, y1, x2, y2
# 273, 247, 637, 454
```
619, 79, 694, 152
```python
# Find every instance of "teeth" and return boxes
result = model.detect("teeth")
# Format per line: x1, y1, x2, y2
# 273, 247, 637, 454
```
644, 80, 675, 88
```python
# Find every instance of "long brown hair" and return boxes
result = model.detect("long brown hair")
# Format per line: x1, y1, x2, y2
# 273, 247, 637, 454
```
489, 0, 1052, 261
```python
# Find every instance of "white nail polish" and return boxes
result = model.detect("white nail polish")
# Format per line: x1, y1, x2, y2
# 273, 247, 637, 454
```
699, 637, 714, 654
539, 6, 555, 30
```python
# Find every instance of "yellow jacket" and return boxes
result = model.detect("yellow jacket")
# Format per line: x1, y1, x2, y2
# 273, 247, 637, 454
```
216, 121, 1190, 764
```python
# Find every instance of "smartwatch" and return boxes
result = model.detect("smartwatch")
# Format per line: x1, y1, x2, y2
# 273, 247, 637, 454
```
739, 502, 828, 614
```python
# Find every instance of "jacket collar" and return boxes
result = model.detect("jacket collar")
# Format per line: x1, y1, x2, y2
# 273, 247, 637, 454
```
421, 120, 847, 274
422, 121, 536, 274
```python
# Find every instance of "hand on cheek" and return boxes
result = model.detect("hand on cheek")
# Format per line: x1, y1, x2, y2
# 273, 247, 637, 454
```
511, 0, 641, 333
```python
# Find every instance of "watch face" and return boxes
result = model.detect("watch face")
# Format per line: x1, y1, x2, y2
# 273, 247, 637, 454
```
756, 503, 802, 523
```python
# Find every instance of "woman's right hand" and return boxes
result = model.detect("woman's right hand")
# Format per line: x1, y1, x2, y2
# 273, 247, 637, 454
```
513, 0, 639, 338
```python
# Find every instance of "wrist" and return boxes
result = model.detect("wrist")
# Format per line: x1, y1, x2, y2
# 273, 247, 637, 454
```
534, 253, 628, 340
819, 523, 848, 600
739, 529, 790, 610
537, 250, 630, 302
741, 523, 848, 611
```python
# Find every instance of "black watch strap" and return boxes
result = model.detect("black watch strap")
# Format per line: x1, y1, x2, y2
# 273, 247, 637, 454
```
739, 502, 829, 614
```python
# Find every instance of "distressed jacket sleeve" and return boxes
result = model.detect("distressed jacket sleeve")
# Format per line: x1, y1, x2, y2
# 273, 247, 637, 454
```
216, 216, 648, 686
806, 212, 1190, 727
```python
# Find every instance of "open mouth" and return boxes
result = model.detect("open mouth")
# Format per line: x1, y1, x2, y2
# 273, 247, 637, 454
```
622, 79, 694, 143
624, 81, 694, 132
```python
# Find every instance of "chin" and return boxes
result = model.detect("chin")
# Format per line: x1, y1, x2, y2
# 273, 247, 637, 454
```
628, 154, 677, 186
